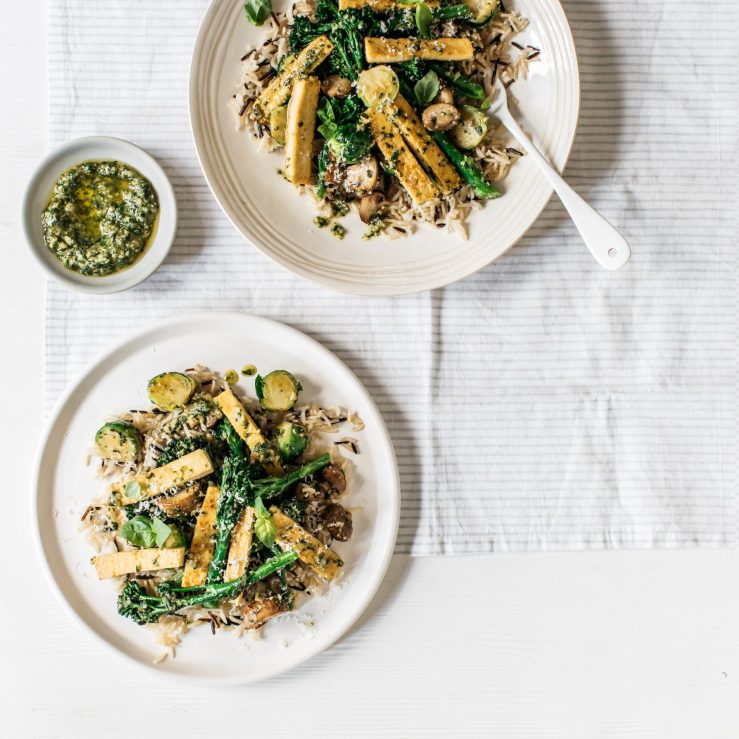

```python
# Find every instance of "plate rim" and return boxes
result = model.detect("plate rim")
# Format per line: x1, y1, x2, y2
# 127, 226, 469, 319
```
188, 0, 581, 296
31, 311, 401, 685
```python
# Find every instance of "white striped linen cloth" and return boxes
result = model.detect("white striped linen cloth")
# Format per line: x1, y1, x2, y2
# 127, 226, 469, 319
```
46, 0, 738, 554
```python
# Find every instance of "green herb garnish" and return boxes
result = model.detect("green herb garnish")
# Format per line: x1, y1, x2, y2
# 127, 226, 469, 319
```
414, 70, 440, 105
244, 0, 272, 26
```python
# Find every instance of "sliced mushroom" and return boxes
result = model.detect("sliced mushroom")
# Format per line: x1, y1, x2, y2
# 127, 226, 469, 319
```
421, 103, 461, 132
342, 155, 379, 195
242, 597, 287, 629
321, 464, 347, 493
155, 487, 200, 516
322, 503, 353, 542
433, 86, 455, 105
296, 480, 327, 502
359, 193, 385, 224
322, 75, 352, 99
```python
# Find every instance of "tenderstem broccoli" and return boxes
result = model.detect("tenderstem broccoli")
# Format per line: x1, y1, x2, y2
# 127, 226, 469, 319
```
207, 435, 330, 584
118, 550, 299, 625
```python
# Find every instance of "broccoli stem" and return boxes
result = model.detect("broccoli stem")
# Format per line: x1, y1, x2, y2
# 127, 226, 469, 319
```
428, 62, 487, 100
253, 453, 331, 500
206, 452, 331, 585
432, 132, 501, 199
433, 4, 470, 21
117, 550, 299, 625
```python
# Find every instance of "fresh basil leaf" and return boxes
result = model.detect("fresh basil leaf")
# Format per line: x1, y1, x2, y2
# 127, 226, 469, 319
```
317, 97, 334, 122
254, 374, 264, 401
318, 121, 338, 140
244, 0, 272, 26
124, 480, 142, 502
414, 70, 440, 105
254, 496, 277, 548
152, 517, 172, 548
416, 2, 433, 38
119, 515, 156, 548
254, 496, 268, 518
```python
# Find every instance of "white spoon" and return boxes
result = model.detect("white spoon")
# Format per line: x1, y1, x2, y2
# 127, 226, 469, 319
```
489, 77, 631, 270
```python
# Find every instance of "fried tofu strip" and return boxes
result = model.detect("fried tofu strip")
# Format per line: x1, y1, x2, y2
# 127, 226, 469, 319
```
364, 37, 474, 63
285, 76, 321, 185
365, 106, 439, 204
225, 506, 255, 581
387, 95, 461, 194
270, 506, 343, 581
215, 388, 283, 476
181, 484, 221, 587
254, 35, 334, 122
113, 449, 214, 506
92, 548, 185, 580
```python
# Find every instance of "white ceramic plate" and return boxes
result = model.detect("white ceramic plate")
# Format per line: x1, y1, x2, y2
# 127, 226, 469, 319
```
33, 313, 399, 683
189, 0, 579, 295
22, 136, 177, 294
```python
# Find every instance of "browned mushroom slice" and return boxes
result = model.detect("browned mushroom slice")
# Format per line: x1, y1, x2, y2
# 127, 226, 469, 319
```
321, 463, 347, 493
322, 74, 352, 98
433, 85, 455, 105
421, 103, 461, 132
342, 155, 379, 195
322, 502, 353, 542
155, 486, 201, 516
242, 597, 288, 629
359, 192, 385, 224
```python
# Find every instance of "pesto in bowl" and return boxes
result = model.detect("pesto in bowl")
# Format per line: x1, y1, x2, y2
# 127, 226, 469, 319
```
41, 160, 159, 277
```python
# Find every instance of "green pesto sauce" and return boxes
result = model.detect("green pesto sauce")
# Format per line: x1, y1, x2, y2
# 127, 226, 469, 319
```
41, 160, 159, 277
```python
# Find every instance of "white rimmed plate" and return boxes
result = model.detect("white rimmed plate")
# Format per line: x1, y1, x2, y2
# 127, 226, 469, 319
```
22, 136, 177, 294
32, 312, 400, 684
189, 0, 579, 295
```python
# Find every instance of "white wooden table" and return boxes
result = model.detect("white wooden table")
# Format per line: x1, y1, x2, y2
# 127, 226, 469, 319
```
1, 5, 738, 738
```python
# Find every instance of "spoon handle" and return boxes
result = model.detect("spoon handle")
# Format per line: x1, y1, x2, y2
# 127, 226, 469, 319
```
495, 106, 631, 270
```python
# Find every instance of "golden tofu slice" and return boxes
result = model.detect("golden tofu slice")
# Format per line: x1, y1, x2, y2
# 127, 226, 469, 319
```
254, 35, 334, 122
388, 95, 461, 194
215, 389, 283, 476
92, 548, 185, 580
225, 506, 255, 581
270, 506, 343, 581
285, 76, 321, 185
113, 449, 214, 505
364, 37, 474, 64
181, 484, 221, 587
339, 0, 438, 8
365, 107, 439, 204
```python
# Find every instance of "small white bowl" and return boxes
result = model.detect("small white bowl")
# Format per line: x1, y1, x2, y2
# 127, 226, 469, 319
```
22, 136, 177, 294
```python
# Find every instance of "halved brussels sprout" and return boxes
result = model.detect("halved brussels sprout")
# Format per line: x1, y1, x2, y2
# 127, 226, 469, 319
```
256, 370, 301, 411
163, 525, 187, 549
95, 421, 141, 463
356, 65, 399, 108
274, 420, 308, 461
147, 372, 196, 411
463, 0, 499, 25
449, 105, 488, 150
